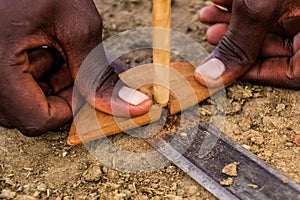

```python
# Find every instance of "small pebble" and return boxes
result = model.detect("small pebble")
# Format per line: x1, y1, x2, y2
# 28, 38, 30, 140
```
0, 189, 16, 199
180, 132, 187, 137
222, 162, 239, 177
107, 182, 120, 190
186, 185, 199, 196
33, 191, 40, 198
220, 177, 233, 186
294, 135, 300, 146
82, 165, 102, 182
282, 178, 289, 184
37, 182, 47, 192
276, 103, 286, 112
62, 152, 68, 157
250, 135, 265, 145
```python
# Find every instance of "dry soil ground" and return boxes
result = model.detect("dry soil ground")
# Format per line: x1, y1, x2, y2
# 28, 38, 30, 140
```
0, 0, 299, 199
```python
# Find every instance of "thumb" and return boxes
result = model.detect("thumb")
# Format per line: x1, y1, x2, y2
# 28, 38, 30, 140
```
195, 0, 281, 88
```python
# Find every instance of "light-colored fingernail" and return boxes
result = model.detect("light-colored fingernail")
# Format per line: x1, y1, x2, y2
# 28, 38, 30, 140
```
118, 86, 149, 106
195, 58, 225, 79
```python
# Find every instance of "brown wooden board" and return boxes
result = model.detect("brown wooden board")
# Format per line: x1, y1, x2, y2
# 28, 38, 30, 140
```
120, 62, 221, 114
69, 62, 221, 145
67, 104, 162, 145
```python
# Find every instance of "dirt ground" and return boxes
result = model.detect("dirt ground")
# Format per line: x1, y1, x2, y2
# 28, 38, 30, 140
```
0, 0, 299, 199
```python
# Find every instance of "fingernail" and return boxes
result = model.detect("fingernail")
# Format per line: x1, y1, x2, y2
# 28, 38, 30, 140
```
196, 58, 225, 79
118, 86, 149, 106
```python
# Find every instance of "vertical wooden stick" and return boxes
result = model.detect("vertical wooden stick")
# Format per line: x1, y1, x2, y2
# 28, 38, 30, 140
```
153, 0, 171, 106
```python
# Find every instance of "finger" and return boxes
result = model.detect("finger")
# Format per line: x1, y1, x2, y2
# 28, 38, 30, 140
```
294, 33, 300, 52
199, 5, 231, 25
280, 17, 300, 37
240, 52, 300, 89
272, 17, 300, 37
38, 82, 53, 96
260, 34, 293, 57
47, 64, 73, 94
7, 86, 72, 136
29, 47, 74, 96
28, 47, 64, 80
195, 0, 283, 88
52, 1, 149, 116
94, 90, 153, 117
206, 23, 228, 45
57, 86, 85, 115
241, 33, 300, 88
1, 56, 72, 136
74, 43, 152, 117
91, 67, 152, 117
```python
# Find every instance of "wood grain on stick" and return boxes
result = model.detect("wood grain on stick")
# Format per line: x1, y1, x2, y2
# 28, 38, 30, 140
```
152, 0, 171, 106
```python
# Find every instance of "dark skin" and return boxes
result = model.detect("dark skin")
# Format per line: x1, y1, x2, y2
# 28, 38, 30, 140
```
0, 0, 152, 136
195, 0, 300, 89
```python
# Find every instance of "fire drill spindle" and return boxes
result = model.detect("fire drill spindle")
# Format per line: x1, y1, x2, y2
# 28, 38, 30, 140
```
153, 0, 171, 106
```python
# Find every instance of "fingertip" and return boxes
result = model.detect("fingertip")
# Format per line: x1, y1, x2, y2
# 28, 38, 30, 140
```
118, 86, 153, 117
93, 86, 153, 117
128, 98, 153, 117
198, 6, 212, 24
206, 24, 228, 45
198, 5, 231, 25
195, 58, 226, 88
118, 86, 150, 106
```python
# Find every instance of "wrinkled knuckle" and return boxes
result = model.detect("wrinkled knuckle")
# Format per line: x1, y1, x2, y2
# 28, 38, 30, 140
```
214, 35, 254, 67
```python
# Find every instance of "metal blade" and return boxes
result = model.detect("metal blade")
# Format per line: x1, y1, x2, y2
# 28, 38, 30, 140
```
146, 122, 300, 200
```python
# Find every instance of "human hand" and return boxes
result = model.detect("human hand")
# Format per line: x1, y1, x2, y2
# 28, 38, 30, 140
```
0, 0, 152, 136
195, 0, 300, 89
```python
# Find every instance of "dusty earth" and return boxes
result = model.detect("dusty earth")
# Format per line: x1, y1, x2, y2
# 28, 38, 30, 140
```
1, 0, 300, 199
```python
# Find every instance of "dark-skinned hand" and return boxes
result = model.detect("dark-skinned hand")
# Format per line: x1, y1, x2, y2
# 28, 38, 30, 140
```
195, 0, 300, 89
0, 0, 152, 136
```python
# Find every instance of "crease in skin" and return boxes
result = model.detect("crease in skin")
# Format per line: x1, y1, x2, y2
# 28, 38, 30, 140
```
96, 66, 115, 91
286, 57, 298, 80
216, 33, 250, 66
284, 38, 294, 55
